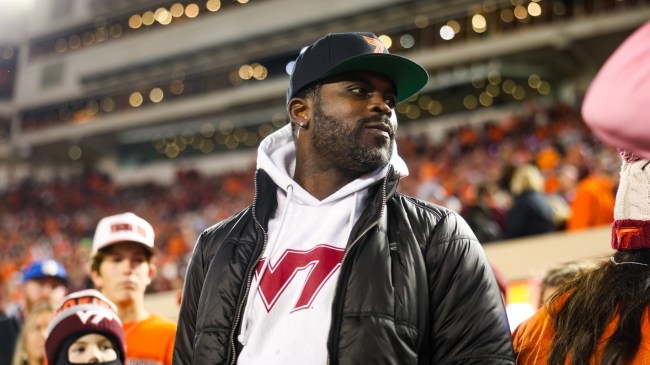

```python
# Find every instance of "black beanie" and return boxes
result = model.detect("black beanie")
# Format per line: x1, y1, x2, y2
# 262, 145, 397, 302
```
55, 334, 123, 365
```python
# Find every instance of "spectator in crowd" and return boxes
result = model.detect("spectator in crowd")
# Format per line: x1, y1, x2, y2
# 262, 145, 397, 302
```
462, 183, 505, 243
545, 164, 578, 230
513, 21, 650, 364
174, 32, 513, 364
90, 212, 176, 365
504, 164, 555, 239
10, 302, 53, 365
45, 289, 125, 365
0, 259, 68, 364
565, 156, 616, 231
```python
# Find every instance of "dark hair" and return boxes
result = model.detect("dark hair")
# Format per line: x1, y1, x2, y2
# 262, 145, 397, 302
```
539, 259, 593, 307
289, 84, 320, 139
547, 250, 650, 365
90, 244, 153, 274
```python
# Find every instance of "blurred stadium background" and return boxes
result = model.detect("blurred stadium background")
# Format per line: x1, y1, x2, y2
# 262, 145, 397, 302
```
0, 0, 648, 326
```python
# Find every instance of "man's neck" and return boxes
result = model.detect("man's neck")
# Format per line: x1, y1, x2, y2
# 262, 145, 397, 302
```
294, 155, 371, 200
116, 301, 149, 323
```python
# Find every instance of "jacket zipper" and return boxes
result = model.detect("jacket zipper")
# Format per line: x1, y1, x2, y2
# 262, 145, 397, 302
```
229, 170, 268, 365
327, 169, 390, 364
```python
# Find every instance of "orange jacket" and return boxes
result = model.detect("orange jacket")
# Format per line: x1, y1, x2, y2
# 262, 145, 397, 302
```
566, 176, 614, 231
513, 296, 650, 364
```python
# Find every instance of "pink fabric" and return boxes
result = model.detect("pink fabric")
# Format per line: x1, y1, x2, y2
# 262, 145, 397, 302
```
582, 21, 650, 159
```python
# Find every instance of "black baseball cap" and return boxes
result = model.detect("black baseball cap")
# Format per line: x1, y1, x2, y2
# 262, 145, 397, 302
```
287, 32, 429, 104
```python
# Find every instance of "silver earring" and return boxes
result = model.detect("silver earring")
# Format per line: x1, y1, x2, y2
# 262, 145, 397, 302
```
299, 122, 305, 128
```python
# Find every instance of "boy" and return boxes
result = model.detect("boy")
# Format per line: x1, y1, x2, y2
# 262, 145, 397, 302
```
91, 212, 176, 365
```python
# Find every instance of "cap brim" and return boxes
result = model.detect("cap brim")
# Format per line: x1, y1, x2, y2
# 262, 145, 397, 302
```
24, 274, 68, 284
322, 53, 428, 103
92, 240, 156, 257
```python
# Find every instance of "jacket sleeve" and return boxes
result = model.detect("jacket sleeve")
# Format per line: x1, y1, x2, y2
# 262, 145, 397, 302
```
581, 21, 650, 159
425, 211, 515, 364
512, 305, 555, 365
173, 232, 207, 365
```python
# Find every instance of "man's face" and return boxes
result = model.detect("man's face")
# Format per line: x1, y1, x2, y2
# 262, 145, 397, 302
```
90, 242, 153, 307
23, 277, 67, 311
311, 72, 397, 175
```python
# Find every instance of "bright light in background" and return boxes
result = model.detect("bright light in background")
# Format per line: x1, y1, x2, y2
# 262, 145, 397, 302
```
68, 145, 82, 160
528, 2, 542, 16
506, 280, 538, 331
472, 14, 487, 33
447, 20, 461, 34
378, 35, 392, 49
285, 61, 296, 76
440, 25, 455, 40
507, 303, 536, 331
399, 34, 415, 48
514, 5, 528, 20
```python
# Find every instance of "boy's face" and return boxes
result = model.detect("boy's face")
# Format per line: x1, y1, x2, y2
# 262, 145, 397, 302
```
23, 277, 67, 312
68, 333, 118, 363
90, 242, 154, 307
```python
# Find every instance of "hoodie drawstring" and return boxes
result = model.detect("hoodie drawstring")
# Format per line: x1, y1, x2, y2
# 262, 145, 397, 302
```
238, 185, 295, 345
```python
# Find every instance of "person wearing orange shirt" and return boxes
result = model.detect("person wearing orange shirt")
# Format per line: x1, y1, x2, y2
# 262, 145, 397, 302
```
90, 212, 176, 365
565, 166, 615, 231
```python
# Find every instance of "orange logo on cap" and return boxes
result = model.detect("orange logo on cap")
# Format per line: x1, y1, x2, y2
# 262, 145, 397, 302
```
615, 227, 641, 248
363, 36, 385, 53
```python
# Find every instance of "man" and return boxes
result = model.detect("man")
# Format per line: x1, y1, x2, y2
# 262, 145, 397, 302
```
174, 32, 514, 364
0, 259, 69, 364
90, 212, 176, 365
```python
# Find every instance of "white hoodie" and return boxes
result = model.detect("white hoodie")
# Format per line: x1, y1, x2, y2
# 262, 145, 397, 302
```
237, 124, 408, 364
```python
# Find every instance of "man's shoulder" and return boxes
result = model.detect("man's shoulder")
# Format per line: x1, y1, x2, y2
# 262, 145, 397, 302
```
202, 205, 252, 235
141, 314, 177, 332
390, 192, 454, 219
200, 206, 254, 241
390, 193, 477, 242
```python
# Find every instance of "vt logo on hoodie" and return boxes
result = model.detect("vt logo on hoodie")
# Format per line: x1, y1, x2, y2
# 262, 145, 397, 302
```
255, 245, 345, 312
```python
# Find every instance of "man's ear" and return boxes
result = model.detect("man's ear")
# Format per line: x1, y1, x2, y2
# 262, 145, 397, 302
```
288, 98, 310, 129
89, 269, 103, 290
146, 262, 157, 286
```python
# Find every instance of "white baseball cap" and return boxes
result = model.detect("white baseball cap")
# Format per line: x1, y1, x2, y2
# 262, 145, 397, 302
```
92, 212, 155, 254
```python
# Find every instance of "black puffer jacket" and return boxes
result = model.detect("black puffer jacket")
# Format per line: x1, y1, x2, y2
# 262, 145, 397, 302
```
173, 168, 514, 364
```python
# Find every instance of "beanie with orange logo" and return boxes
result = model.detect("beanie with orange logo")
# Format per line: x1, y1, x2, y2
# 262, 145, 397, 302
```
45, 289, 126, 365
609, 152, 650, 251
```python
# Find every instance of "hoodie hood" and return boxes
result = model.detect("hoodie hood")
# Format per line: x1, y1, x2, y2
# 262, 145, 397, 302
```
256, 123, 408, 204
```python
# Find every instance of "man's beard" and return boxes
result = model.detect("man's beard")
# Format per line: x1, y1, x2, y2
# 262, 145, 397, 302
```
311, 99, 393, 175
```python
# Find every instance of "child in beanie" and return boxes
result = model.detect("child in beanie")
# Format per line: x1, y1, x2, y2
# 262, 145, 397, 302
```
45, 289, 126, 365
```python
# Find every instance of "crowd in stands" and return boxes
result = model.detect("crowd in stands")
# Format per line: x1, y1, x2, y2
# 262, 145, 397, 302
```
0, 100, 621, 312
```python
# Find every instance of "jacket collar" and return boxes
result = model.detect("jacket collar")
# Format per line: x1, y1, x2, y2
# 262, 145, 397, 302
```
253, 165, 400, 232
